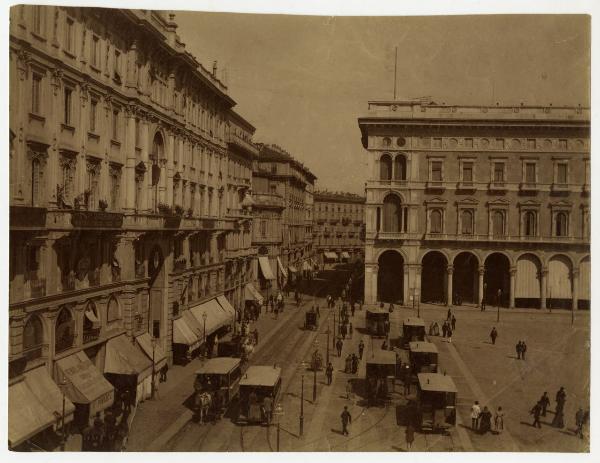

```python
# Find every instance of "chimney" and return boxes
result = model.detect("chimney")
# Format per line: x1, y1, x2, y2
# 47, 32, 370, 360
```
212, 61, 218, 77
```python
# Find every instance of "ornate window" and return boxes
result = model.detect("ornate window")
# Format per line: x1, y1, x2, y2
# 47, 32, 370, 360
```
555, 212, 568, 237
523, 211, 537, 237
380, 154, 392, 180
55, 307, 74, 353
23, 315, 44, 355
430, 209, 443, 234
461, 210, 474, 235
64, 16, 75, 54
63, 86, 73, 125
86, 158, 101, 210
394, 155, 406, 180
492, 211, 505, 237
28, 146, 47, 207
430, 161, 443, 181
89, 97, 98, 132
135, 162, 146, 212
382, 194, 402, 232
31, 73, 42, 115
109, 164, 122, 210
493, 162, 505, 182
107, 296, 121, 322
32, 5, 44, 36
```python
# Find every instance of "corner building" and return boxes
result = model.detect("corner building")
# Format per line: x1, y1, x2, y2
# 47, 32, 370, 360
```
358, 100, 590, 311
8, 6, 256, 446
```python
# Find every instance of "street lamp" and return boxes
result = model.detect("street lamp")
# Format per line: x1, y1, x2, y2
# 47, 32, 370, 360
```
312, 340, 319, 402
333, 311, 337, 346
497, 289, 502, 323
151, 337, 157, 399
299, 361, 308, 436
273, 403, 284, 451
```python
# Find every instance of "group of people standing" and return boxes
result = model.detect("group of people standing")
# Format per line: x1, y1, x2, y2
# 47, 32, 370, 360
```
470, 401, 505, 435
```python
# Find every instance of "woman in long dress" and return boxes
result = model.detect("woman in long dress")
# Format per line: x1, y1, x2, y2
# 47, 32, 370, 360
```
494, 406, 505, 434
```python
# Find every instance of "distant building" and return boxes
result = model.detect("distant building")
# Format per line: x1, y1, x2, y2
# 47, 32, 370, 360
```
313, 190, 365, 266
358, 99, 590, 310
253, 144, 317, 292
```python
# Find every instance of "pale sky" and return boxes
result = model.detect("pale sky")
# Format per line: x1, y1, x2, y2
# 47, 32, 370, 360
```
175, 13, 590, 194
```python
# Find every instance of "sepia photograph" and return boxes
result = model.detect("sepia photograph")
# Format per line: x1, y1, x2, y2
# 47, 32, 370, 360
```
4, 0, 594, 457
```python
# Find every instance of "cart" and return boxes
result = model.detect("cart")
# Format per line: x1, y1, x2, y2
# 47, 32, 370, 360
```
402, 317, 426, 347
237, 365, 282, 425
193, 357, 242, 421
415, 373, 457, 432
366, 307, 390, 337
365, 348, 397, 405
409, 341, 439, 375
305, 310, 318, 330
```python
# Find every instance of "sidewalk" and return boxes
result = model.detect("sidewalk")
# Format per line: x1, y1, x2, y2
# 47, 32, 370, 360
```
125, 296, 309, 451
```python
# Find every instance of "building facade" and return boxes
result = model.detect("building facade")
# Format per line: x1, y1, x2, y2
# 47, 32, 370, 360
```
313, 190, 365, 265
8, 6, 256, 447
253, 144, 316, 290
358, 99, 590, 311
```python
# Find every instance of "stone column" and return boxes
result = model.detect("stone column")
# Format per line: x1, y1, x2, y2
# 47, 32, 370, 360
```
478, 266, 485, 308
446, 265, 454, 306
509, 266, 516, 309
540, 268, 548, 310
124, 106, 136, 211
572, 269, 580, 311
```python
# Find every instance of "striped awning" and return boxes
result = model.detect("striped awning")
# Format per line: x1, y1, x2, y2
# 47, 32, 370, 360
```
258, 256, 276, 280
277, 257, 288, 279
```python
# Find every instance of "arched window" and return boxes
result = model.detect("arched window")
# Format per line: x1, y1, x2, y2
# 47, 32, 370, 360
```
394, 155, 406, 181
380, 154, 392, 181
55, 307, 74, 353
556, 212, 568, 237
461, 210, 473, 235
524, 211, 536, 236
430, 210, 442, 234
382, 195, 402, 232
151, 133, 164, 211
23, 315, 44, 355
492, 211, 505, 237
107, 296, 120, 322
83, 301, 100, 343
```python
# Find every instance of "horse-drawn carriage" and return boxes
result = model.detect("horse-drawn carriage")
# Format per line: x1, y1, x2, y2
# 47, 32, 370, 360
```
193, 357, 242, 422
305, 310, 318, 330
237, 365, 282, 425
217, 333, 256, 361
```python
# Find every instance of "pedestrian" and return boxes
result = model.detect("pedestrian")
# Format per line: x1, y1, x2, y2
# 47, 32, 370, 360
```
381, 339, 388, 350
89, 413, 105, 451
405, 422, 415, 450
336, 338, 343, 357
521, 341, 527, 360
389, 303, 394, 313
494, 406, 504, 434
349, 322, 353, 339
553, 387, 566, 428
451, 314, 456, 331
575, 407, 585, 439
539, 392, 550, 416
358, 339, 365, 360
490, 327, 498, 345
442, 321, 448, 338
446, 326, 453, 343
383, 319, 390, 336
160, 363, 169, 382
345, 354, 352, 373
263, 395, 273, 426
326, 362, 333, 385
447, 308, 452, 320
479, 406, 492, 434
530, 401, 542, 428
341, 406, 352, 436
351, 303, 355, 317
346, 380, 353, 401
471, 401, 481, 431
351, 354, 359, 374
516, 341, 522, 360
316, 305, 320, 318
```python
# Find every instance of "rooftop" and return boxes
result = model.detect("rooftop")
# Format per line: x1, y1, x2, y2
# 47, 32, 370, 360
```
314, 190, 366, 203
256, 143, 317, 181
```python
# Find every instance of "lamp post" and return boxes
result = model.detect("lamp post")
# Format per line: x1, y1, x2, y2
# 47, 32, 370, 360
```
496, 289, 502, 322
59, 379, 67, 451
416, 290, 420, 318
333, 311, 336, 346
273, 403, 284, 451
151, 337, 157, 399
202, 312, 208, 357
299, 361, 307, 436
312, 340, 319, 402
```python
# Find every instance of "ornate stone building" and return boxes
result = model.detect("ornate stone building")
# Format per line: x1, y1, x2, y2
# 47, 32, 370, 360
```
358, 99, 590, 311
253, 144, 316, 291
8, 6, 255, 447
313, 190, 365, 265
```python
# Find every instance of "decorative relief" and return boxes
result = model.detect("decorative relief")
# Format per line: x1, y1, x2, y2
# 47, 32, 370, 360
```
511, 139, 521, 149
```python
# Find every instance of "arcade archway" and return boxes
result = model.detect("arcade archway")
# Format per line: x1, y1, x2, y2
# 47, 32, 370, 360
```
484, 253, 510, 307
421, 251, 448, 304
377, 250, 404, 304
453, 252, 478, 305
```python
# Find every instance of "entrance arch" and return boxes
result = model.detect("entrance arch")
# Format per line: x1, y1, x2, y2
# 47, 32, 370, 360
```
453, 252, 478, 305
515, 253, 541, 308
484, 253, 510, 307
421, 251, 448, 304
547, 255, 572, 309
579, 256, 590, 310
377, 250, 404, 304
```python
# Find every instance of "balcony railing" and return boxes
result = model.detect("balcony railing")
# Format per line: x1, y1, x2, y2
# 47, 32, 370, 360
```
489, 181, 507, 192
22, 344, 45, 362
83, 328, 101, 344
425, 180, 446, 191
61, 273, 76, 291
88, 268, 101, 287
55, 336, 74, 354
551, 183, 571, 193
423, 233, 588, 244
519, 182, 539, 193
26, 273, 46, 298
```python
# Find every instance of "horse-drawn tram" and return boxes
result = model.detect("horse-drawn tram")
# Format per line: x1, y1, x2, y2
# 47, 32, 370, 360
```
365, 349, 397, 405
193, 357, 242, 421
366, 307, 390, 337
415, 373, 457, 432
408, 341, 439, 374
402, 317, 426, 346
237, 365, 282, 425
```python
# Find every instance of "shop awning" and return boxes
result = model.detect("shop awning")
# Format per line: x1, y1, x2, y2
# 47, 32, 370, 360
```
136, 333, 168, 372
25, 366, 75, 425
324, 252, 338, 260
277, 257, 288, 279
341, 251, 351, 259
288, 265, 298, 273
258, 256, 276, 280
245, 283, 264, 305
55, 351, 114, 416
105, 335, 153, 382
190, 298, 230, 337
302, 260, 312, 271
173, 316, 201, 349
182, 310, 204, 341
216, 295, 237, 323
8, 379, 55, 448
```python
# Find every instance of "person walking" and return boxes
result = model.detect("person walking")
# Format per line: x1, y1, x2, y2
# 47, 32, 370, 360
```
442, 321, 448, 338
490, 327, 498, 345
494, 406, 505, 434
471, 401, 481, 431
351, 303, 355, 317
326, 362, 333, 385
479, 406, 492, 434
345, 354, 352, 373
341, 323, 347, 339
446, 325, 453, 343
447, 308, 452, 321
451, 314, 456, 331
263, 395, 273, 426
351, 354, 359, 374
575, 407, 585, 439
346, 380, 353, 401
336, 338, 343, 357
539, 392, 550, 417
553, 387, 566, 428
341, 406, 352, 436
349, 322, 353, 339
358, 340, 365, 359
521, 341, 528, 360
516, 341, 522, 360
405, 422, 415, 450
530, 401, 542, 428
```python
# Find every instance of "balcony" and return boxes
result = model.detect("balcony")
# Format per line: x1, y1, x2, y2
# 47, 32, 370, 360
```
519, 182, 539, 193
70, 210, 124, 229
173, 257, 187, 272
488, 181, 507, 192
253, 193, 285, 209
25, 273, 46, 298
22, 344, 45, 362
551, 183, 571, 194
10, 206, 47, 228
425, 180, 446, 191
457, 181, 476, 191
82, 328, 101, 344
422, 233, 589, 245
88, 268, 101, 287
227, 132, 260, 156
